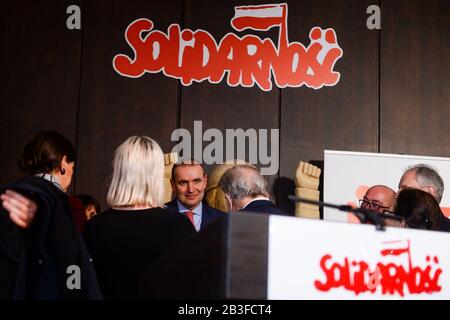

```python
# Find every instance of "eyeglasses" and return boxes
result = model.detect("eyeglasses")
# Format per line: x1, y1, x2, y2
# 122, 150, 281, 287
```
359, 199, 390, 212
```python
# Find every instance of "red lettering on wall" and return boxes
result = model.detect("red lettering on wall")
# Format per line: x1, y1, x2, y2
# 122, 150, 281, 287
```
113, 3, 343, 91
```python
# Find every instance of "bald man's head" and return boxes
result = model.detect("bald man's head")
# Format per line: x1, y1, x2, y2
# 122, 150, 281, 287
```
361, 185, 396, 213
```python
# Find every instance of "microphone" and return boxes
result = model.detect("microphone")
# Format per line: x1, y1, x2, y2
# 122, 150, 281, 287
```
380, 211, 404, 221
287, 195, 389, 231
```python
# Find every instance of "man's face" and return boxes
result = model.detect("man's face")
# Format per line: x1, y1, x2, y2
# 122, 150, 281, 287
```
85, 204, 97, 220
398, 170, 421, 191
171, 165, 207, 210
361, 187, 395, 213
398, 170, 437, 200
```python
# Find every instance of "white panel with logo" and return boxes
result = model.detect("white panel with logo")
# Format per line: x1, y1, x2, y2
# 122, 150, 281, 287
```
268, 216, 450, 299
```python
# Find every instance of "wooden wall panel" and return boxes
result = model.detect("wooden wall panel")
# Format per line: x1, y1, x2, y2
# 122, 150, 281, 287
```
0, 0, 81, 185
279, 0, 380, 214
75, 0, 183, 207
380, 0, 450, 157
180, 0, 281, 200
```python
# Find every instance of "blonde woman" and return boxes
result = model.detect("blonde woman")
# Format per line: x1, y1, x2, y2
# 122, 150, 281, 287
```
83, 136, 195, 299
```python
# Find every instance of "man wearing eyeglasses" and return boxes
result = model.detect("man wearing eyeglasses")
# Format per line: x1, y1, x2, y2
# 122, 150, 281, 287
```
359, 185, 396, 214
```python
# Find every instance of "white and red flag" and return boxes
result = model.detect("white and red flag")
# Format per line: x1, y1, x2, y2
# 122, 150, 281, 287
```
231, 4, 286, 31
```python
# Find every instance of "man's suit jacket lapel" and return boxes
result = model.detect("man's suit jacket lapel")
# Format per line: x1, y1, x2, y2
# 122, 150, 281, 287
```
200, 204, 208, 230
166, 199, 178, 211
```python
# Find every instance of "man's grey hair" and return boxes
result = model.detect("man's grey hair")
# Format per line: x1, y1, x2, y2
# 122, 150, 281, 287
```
218, 164, 268, 200
405, 164, 444, 203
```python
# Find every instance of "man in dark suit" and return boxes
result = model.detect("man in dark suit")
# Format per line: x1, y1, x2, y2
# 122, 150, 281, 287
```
166, 159, 224, 232
218, 164, 286, 215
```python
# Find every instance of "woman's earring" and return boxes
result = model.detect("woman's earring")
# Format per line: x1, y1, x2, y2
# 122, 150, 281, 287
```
60, 168, 66, 175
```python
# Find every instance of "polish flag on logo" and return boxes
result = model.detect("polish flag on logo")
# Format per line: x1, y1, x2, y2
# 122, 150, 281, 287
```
380, 239, 410, 257
231, 4, 285, 31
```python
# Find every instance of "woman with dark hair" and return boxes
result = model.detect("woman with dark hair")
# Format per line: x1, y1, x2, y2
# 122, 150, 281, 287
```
1, 131, 76, 230
18, 130, 76, 192
19, 131, 76, 192
394, 188, 449, 232
0, 131, 102, 299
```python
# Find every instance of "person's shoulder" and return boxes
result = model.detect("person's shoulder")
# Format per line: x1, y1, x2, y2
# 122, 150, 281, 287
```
85, 208, 116, 224
438, 215, 450, 232
203, 202, 225, 216
156, 208, 196, 232
9, 176, 61, 196
164, 199, 178, 208
157, 207, 186, 221
244, 199, 287, 215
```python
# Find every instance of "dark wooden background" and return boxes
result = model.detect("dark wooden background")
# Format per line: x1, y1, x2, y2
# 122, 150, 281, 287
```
1, 0, 449, 214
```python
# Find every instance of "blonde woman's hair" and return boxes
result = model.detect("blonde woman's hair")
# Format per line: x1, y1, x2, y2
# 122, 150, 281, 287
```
107, 136, 164, 208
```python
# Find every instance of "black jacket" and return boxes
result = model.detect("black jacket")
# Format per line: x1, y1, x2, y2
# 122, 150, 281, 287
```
241, 199, 287, 215
83, 207, 196, 299
0, 177, 102, 299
